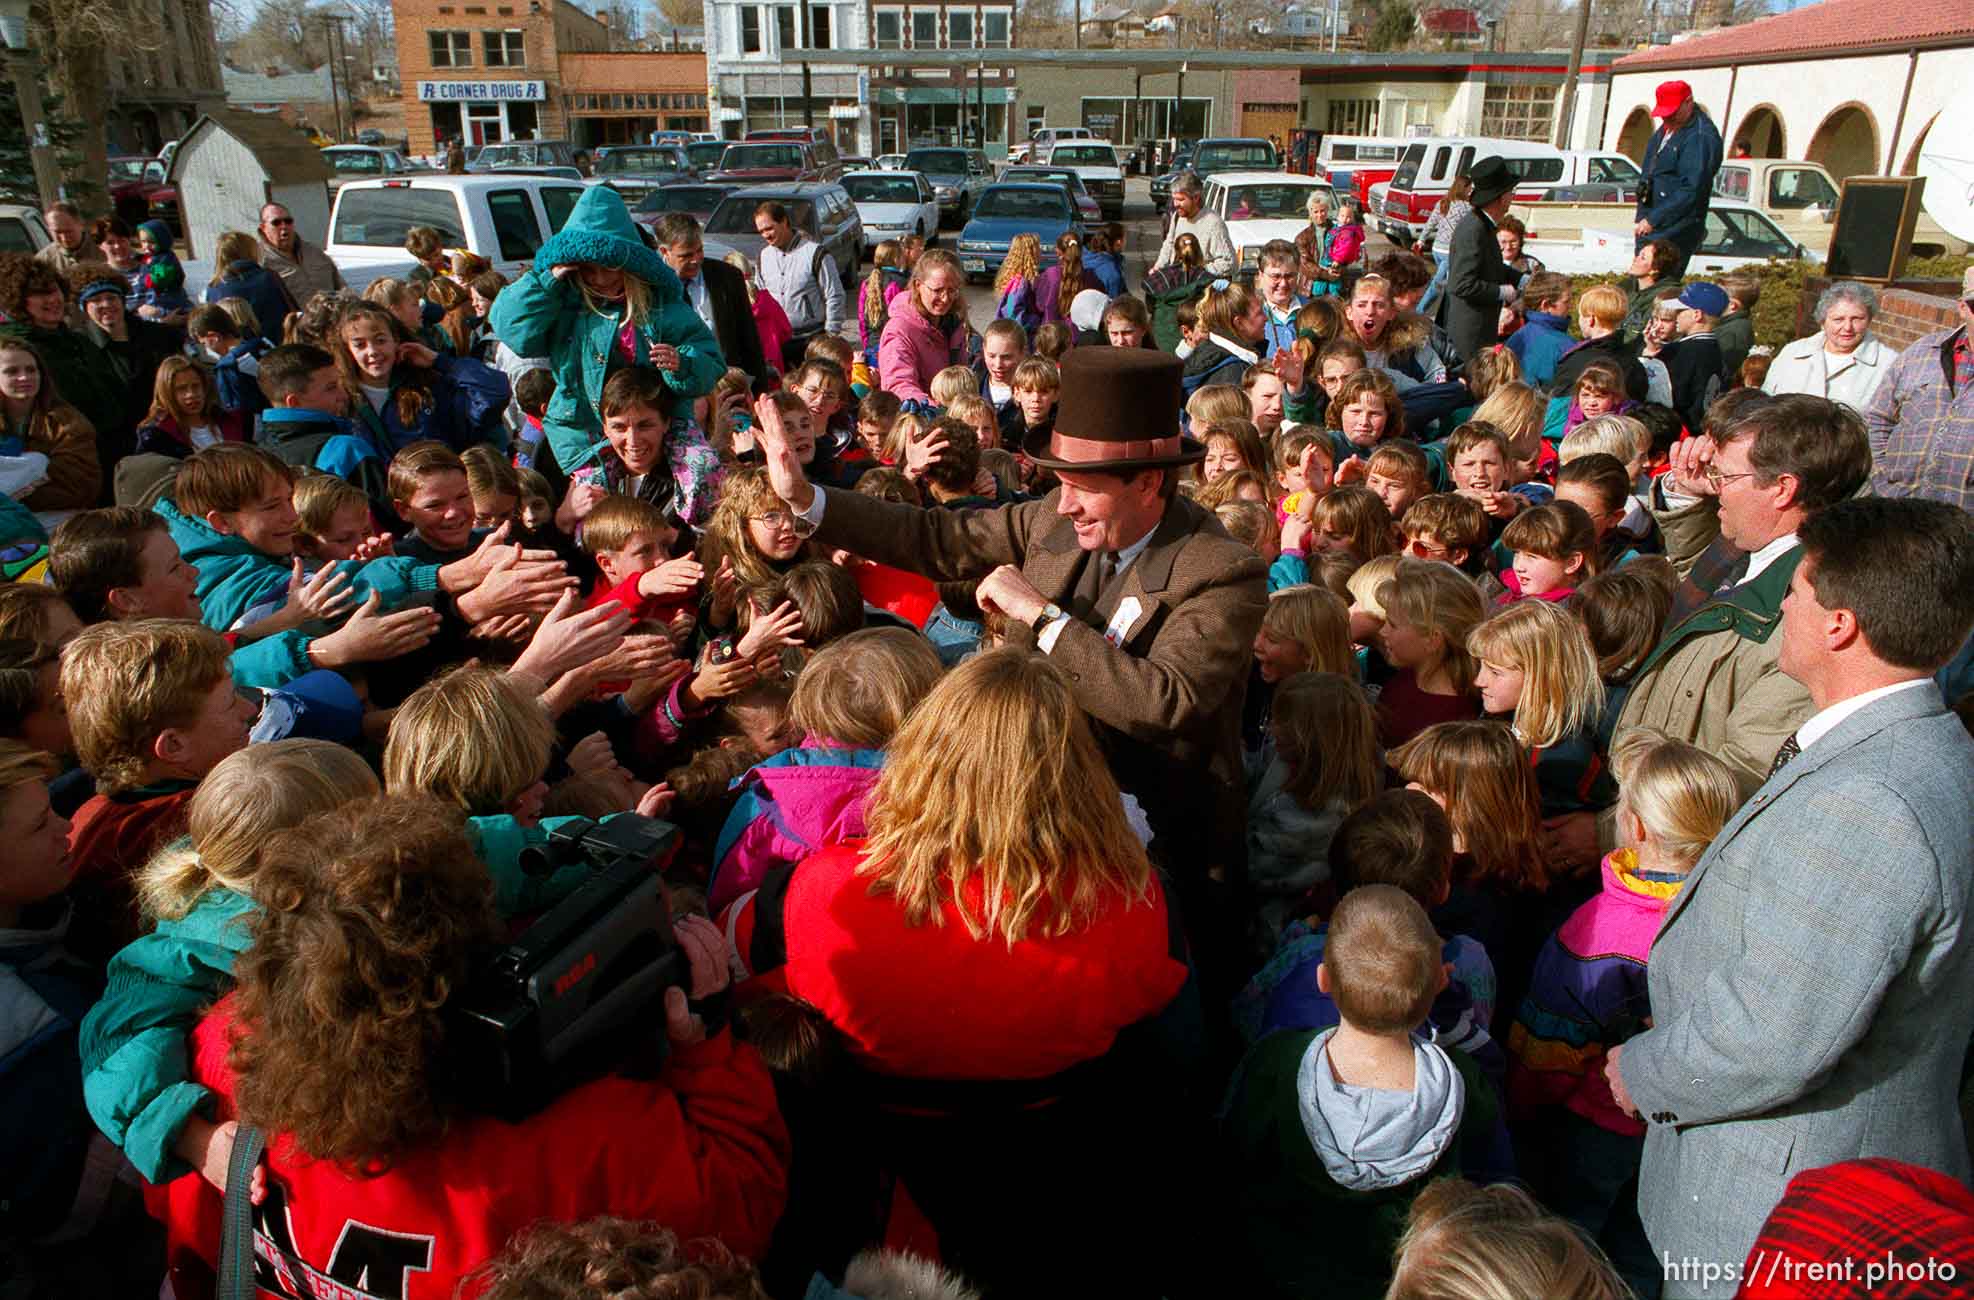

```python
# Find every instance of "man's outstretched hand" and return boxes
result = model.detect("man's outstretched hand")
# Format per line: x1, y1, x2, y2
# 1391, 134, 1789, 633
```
752, 393, 818, 515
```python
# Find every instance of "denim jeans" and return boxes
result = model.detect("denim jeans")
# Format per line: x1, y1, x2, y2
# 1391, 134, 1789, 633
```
1418, 249, 1452, 317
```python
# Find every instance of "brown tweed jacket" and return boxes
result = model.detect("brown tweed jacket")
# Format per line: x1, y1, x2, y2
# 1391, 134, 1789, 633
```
812, 485, 1268, 877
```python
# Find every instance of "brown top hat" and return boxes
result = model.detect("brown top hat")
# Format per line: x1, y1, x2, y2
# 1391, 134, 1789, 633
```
1021, 346, 1206, 473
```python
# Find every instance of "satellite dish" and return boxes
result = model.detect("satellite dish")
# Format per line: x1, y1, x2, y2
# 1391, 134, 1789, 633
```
1918, 96, 1974, 244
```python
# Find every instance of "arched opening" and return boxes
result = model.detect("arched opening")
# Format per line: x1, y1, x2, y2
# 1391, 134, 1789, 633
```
1733, 105, 1786, 159
1807, 103, 1879, 182
1901, 111, 1936, 175
1614, 106, 1653, 162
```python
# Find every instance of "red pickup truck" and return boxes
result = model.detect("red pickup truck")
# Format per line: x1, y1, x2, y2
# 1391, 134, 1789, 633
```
109, 155, 180, 232
708, 139, 845, 185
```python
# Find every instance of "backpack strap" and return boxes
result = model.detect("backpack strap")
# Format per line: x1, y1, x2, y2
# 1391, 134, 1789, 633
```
215, 1124, 267, 1300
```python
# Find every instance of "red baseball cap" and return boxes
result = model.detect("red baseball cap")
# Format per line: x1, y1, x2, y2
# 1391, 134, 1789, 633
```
1653, 80, 1693, 118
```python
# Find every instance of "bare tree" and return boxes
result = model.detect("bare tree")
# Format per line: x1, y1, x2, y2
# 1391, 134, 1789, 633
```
650, 0, 698, 47
35, 0, 169, 206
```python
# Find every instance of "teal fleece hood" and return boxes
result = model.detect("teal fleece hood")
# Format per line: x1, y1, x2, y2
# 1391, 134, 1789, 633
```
529, 185, 682, 298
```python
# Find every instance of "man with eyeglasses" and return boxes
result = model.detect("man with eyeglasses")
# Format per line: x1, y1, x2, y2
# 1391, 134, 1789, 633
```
1862, 265, 1974, 510
257, 202, 346, 304
1539, 393, 1872, 872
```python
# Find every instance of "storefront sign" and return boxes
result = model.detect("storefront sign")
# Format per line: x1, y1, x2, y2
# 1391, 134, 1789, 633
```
418, 80, 546, 103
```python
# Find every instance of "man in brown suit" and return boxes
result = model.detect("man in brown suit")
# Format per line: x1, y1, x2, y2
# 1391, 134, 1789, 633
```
753, 346, 1266, 943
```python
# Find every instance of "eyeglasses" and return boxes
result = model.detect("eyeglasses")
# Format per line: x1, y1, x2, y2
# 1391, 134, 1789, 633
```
751, 510, 796, 529
1704, 465, 1757, 490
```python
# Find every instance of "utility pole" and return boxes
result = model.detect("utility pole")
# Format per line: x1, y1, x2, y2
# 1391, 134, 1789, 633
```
799, 0, 814, 126
1074, 0, 1082, 49
1555, 0, 1593, 149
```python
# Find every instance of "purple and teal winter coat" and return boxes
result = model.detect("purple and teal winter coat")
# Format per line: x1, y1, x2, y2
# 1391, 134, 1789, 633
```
1506, 848, 1682, 1138
707, 737, 887, 914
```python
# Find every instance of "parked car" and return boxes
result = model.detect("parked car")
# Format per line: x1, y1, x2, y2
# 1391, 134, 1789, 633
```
1149, 140, 1199, 210
1012, 126, 1094, 165
469, 140, 582, 172
685, 140, 732, 173
840, 169, 940, 249
1520, 198, 1808, 276
321, 145, 416, 191
0, 203, 50, 254
592, 144, 693, 206
326, 175, 588, 288
998, 165, 1103, 225
109, 154, 179, 231
630, 181, 740, 234
902, 146, 992, 225
956, 183, 1081, 280
1203, 172, 1340, 276
356, 128, 387, 146
746, 126, 834, 147
1041, 140, 1125, 220
875, 153, 908, 170
1153, 138, 1268, 211
702, 181, 864, 287
708, 140, 845, 184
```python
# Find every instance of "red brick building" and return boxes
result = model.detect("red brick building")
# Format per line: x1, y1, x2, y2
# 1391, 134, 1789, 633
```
394, 0, 609, 156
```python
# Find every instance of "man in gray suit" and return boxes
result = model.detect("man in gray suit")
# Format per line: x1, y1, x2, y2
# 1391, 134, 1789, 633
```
1608, 496, 1974, 1297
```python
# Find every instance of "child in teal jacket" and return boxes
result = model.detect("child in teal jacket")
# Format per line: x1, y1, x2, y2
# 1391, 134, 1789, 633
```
77, 741, 615, 1184
487, 185, 724, 478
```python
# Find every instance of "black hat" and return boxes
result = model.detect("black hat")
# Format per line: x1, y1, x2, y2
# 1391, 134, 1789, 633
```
1467, 155, 1519, 208
1021, 346, 1206, 473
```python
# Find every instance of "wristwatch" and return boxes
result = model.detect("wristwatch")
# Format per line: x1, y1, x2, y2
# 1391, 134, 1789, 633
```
1030, 602, 1064, 634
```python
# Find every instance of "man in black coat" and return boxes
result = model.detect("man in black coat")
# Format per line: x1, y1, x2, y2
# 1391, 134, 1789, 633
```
652, 212, 770, 390
1441, 155, 1523, 366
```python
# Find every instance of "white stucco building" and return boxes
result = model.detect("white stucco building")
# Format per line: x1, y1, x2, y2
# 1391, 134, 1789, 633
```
704, 0, 874, 152
1605, 0, 1974, 183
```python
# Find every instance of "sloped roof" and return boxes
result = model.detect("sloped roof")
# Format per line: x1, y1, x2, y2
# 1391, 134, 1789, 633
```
1613, 0, 1974, 69
169, 109, 336, 184
222, 63, 335, 104
1083, 4, 1135, 23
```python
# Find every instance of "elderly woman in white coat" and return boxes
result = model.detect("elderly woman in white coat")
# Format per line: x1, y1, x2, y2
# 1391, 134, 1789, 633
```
1763, 281, 1894, 413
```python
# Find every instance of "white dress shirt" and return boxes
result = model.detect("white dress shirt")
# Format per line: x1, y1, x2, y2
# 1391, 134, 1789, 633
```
1793, 678, 1932, 756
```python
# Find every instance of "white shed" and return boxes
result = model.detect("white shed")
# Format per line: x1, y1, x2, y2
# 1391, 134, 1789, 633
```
166, 110, 334, 262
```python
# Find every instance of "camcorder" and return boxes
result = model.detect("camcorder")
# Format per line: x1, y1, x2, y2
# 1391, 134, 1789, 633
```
447, 814, 724, 1121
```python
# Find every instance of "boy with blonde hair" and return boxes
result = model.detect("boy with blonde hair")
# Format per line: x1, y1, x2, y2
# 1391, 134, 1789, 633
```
581, 492, 701, 627
388, 440, 480, 564
1224, 882, 1499, 1298
62, 619, 258, 963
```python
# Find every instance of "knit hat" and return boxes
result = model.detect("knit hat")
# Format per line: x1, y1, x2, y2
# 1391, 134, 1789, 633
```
76, 277, 126, 306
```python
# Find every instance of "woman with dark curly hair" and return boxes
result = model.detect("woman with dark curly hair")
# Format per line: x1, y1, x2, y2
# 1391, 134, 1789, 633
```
0, 252, 122, 494
147, 794, 789, 1295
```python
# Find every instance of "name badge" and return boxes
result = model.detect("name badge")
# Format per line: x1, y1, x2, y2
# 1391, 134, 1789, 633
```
1106, 596, 1144, 647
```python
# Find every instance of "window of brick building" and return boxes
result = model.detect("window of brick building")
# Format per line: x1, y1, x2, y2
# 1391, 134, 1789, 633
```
429, 30, 473, 66
483, 29, 524, 66
948, 9, 973, 45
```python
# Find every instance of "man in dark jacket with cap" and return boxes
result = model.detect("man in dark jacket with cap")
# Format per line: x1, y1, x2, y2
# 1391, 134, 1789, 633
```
747, 346, 1267, 952
1636, 80, 1724, 279
1442, 156, 1523, 365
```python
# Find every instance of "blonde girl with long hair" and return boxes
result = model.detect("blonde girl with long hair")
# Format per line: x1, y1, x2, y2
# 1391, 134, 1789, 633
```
486, 184, 723, 478
859, 239, 909, 367
732, 647, 1190, 1295
697, 464, 814, 594
1469, 599, 1615, 817
992, 232, 1043, 334
81, 740, 380, 1186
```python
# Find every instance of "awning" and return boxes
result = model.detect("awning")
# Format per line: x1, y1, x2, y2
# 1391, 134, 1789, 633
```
872, 86, 1017, 107
718, 106, 744, 121
829, 104, 862, 119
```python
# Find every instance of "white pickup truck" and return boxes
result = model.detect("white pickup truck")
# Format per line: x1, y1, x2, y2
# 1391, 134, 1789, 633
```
1039, 140, 1125, 221
324, 175, 590, 288
1515, 198, 1811, 277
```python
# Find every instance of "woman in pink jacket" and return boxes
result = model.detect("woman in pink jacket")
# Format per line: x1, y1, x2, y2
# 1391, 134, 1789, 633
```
877, 248, 970, 412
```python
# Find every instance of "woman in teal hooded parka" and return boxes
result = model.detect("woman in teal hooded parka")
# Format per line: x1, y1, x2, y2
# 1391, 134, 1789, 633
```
487, 186, 725, 481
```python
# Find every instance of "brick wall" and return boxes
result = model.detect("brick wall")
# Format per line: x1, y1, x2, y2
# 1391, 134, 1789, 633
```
1795, 277, 1960, 352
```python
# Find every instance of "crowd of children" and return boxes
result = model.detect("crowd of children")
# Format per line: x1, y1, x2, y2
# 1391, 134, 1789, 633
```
0, 187, 1963, 1300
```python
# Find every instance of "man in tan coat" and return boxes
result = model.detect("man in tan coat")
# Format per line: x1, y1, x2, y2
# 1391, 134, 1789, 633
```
257, 202, 346, 303
751, 346, 1267, 949
1543, 394, 1871, 868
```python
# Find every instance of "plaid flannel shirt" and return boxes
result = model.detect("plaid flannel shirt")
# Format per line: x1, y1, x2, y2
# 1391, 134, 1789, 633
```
1863, 324, 1974, 510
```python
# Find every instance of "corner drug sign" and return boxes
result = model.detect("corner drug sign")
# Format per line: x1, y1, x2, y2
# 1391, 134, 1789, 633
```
419, 80, 547, 102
